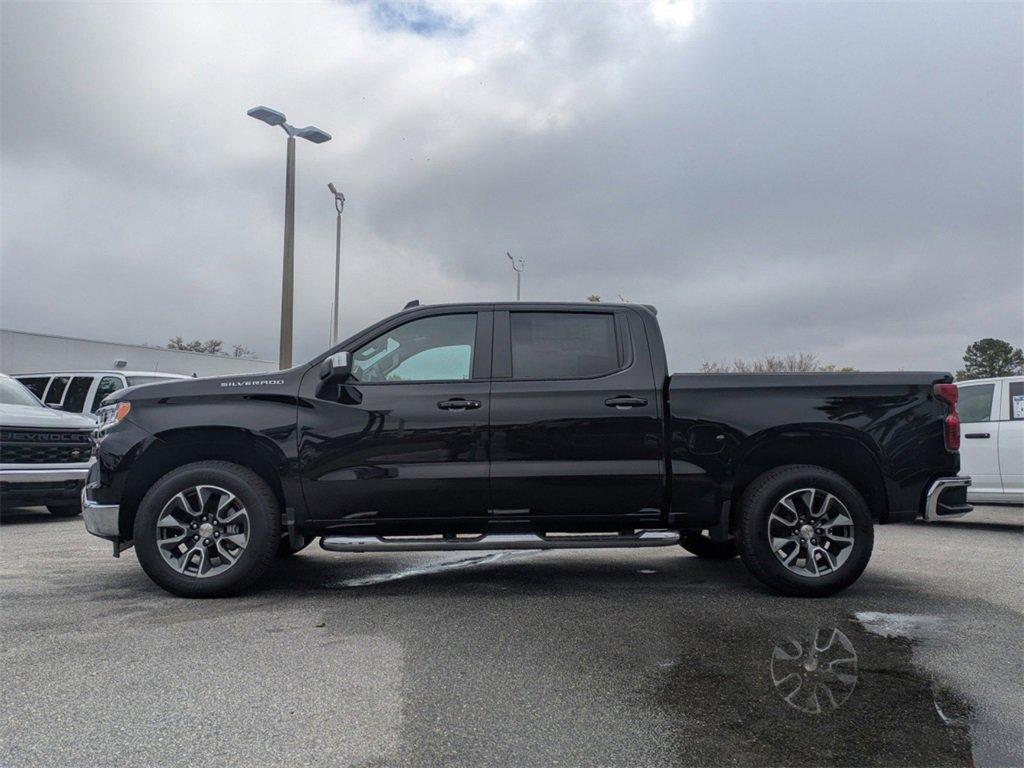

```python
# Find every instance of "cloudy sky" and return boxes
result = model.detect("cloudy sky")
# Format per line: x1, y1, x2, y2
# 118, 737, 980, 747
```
2, 1, 1020, 371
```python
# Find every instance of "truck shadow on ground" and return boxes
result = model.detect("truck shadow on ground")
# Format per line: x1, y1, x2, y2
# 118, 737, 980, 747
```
0, 506, 74, 526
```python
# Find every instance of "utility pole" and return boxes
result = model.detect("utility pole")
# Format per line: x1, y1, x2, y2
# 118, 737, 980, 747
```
328, 183, 345, 347
247, 105, 331, 369
507, 251, 525, 301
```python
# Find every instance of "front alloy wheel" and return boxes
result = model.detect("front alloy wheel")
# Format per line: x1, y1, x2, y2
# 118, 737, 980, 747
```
134, 461, 279, 598
155, 485, 250, 578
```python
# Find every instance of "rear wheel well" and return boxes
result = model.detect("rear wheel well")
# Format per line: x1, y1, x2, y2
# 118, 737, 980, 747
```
729, 436, 888, 526
119, 431, 285, 537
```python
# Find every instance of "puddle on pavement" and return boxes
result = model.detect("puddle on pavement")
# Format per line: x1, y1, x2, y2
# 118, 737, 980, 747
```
649, 616, 974, 767
330, 549, 544, 588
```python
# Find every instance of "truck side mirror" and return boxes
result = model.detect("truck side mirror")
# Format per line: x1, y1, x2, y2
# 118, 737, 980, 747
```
319, 351, 351, 382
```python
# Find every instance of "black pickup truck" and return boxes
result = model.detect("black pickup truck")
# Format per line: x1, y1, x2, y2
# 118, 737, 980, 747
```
82, 302, 970, 598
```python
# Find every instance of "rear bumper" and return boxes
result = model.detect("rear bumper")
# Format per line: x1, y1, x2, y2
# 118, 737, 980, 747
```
924, 476, 972, 521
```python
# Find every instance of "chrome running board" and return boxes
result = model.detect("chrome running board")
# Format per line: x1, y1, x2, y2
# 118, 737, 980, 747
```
320, 529, 679, 552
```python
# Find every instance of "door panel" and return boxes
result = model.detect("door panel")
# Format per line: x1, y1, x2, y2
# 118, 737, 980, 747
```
999, 380, 1024, 496
297, 310, 492, 527
488, 308, 663, 525
958, 382, 1001, 495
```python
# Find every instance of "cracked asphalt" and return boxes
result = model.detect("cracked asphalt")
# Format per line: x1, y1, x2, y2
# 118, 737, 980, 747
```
1, 505, 1021, 767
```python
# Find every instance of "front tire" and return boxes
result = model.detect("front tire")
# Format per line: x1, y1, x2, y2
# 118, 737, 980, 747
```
736, 465, 874, 597
133, 461, 280, 598
47, 504, 81, 517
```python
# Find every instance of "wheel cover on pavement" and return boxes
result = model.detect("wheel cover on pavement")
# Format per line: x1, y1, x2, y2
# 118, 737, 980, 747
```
155, 485, 250, 578
766, 487, 855, 578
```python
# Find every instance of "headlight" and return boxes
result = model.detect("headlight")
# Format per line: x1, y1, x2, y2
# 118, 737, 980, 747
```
96, 402, 131, 431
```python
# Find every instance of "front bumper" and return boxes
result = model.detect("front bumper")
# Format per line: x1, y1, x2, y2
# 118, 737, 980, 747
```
924, 476, 972, 521
81, 482, 120, 538
82, 481, 132, 556
0, 466, 89, 507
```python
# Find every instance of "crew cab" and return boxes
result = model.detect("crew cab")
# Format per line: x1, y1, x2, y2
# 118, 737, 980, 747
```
82, 302, 970, 598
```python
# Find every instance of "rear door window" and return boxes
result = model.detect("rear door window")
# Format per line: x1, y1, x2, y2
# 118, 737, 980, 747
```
44, 376, 70, 406
510, 312, 620, 380
56, 376, 94, 413
958, 383, 995, 423
16, 377, 49, 399
91, 376, 125, 412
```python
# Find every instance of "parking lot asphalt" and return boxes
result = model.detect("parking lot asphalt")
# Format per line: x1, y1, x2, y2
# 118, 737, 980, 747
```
1, 505, 1021, 768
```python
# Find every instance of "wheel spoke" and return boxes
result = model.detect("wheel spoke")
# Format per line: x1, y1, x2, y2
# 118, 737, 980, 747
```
822, 513, 853, 529
173, 492, 200, 517
215, 539, 238, 564
826, 533, 854, 545
778, 498, 799, 522
158, 531, 190, 550
815, 545, 837, 572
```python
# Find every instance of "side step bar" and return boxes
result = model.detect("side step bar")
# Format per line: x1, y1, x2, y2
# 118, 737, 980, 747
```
320, 529, 680, 553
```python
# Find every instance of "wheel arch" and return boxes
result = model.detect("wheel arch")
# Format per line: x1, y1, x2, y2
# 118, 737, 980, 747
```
729, 428, 889, 525
118, 427, 292, 538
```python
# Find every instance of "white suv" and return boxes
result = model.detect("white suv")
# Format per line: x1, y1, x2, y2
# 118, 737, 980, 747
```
14, 370, 189, 422
957, 376, 1024, 505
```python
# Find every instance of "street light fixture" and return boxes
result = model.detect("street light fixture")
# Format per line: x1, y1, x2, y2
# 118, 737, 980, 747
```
507, 251, 525, 300
247, 105, 332, 369
327, 182, 346, 347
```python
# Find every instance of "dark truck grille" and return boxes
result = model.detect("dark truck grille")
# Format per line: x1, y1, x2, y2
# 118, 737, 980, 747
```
0, 429, 91, 464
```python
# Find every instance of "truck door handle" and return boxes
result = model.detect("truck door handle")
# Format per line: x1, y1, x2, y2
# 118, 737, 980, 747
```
437, 398, 481, 411
604, 396, 648, 410
964, 432, 990, 439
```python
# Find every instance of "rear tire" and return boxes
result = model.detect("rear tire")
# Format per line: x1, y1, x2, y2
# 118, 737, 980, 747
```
679, 532, 738, 559
133, 461, 280, 598
47, 504, 81, 517
735, 465, 874, 597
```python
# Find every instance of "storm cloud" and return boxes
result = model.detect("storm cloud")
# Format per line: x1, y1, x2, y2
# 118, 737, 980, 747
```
1, 1, 1020, 371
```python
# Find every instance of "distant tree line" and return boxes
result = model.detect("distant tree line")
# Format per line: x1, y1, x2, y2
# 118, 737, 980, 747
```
166, 337, 255, 359
699, 353, 855, 373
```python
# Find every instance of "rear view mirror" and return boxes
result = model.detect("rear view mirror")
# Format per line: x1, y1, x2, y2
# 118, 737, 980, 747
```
319, 351, 351, 382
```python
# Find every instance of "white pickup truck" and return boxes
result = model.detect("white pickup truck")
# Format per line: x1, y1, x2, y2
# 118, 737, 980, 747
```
957, 376, 1024, 505
0, 374, 94, 516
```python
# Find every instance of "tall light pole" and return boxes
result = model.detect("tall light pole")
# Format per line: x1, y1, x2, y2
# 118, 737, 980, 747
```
327, 182, 345, 347
507, 251, 525, 300
247, 105, 331, 369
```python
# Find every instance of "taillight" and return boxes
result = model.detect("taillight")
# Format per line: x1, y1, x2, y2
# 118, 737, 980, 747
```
933, 383, 960, 452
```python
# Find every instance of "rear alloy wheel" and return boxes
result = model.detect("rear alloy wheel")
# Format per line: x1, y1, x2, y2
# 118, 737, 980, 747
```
47, 504, 82, 517
736, 465, 874, 597
134, 461, 279, 598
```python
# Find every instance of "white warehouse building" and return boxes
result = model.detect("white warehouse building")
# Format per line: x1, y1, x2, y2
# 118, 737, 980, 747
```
1, 329, 278, 378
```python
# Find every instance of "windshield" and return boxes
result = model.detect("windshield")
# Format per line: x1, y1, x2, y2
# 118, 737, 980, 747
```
0, 378, 44, 408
